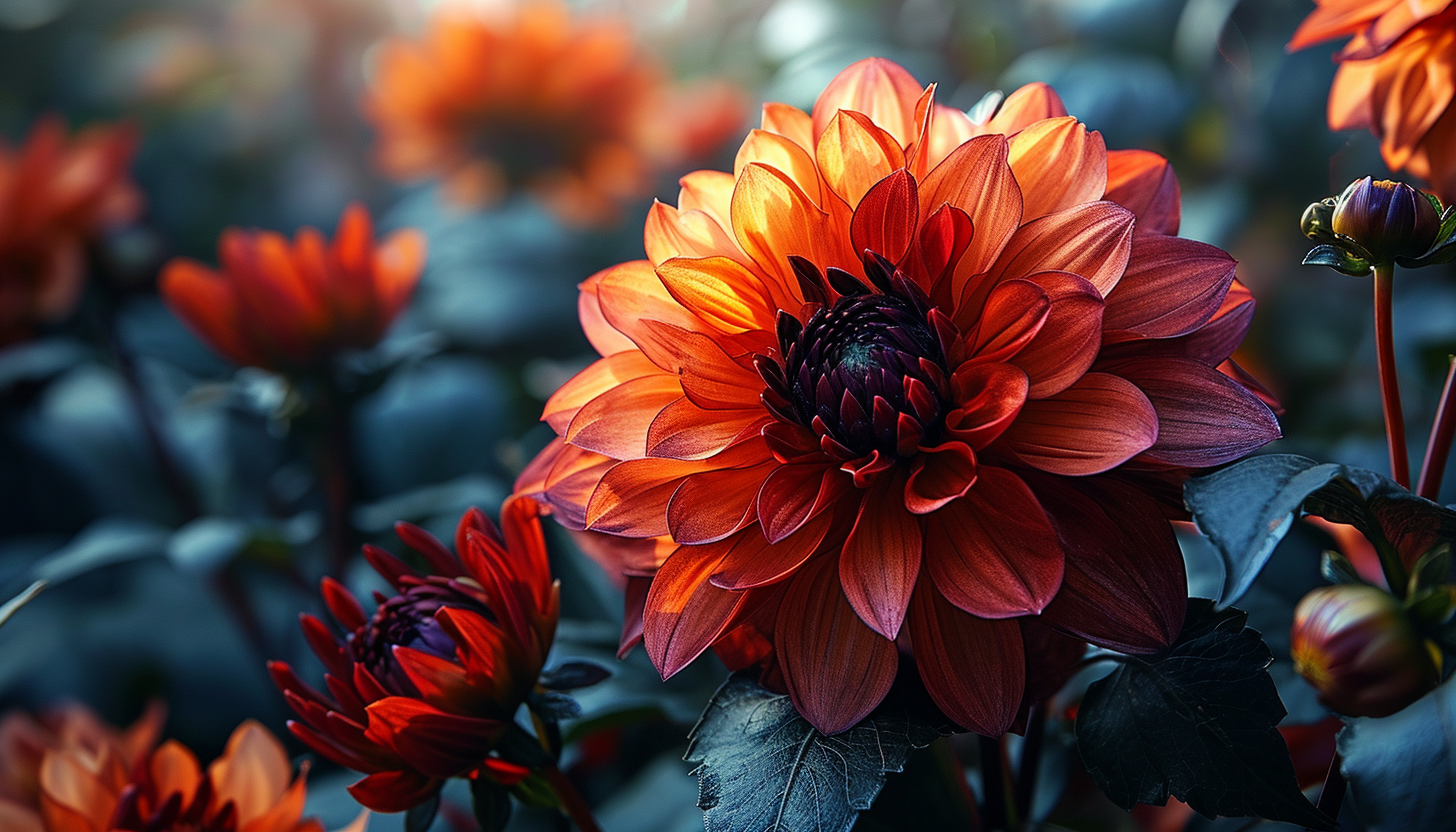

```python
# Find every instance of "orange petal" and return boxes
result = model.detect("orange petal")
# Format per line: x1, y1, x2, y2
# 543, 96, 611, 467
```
578, 268, 637, 356
207, 721, 292, 820
647, 397, 768, 461
985, 81, 1068, 135
656, 256, 778, 334
760, 101, 814, 151
543, 350, 662, 433
810, 57, 925, 147
643, 543, 753, 677
678, 170, 737, 231
564, 372, 683, 459
735, 128, 825, 206
1104, 149, 1180, 235
708, 514, 833, 590
644, 202, 742, 267
147, 741, 202, 807
998, 372, 1158, 475
1006, 117, 1107, 221
666, 458, 776, 544
159, 259, 256, 367
1002, 270, 1105, 398
922, 135, 1023, 292
595, 260, 714, 370
988, 201, 1134, 297
776, 554, 899, 735
816, 110, 906, 209
730, 163, 856, 304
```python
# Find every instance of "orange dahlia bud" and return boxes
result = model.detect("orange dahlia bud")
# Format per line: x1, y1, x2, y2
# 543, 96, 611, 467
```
363, 0, 745, 225
516, 57, 1282, 736
1330, 177, 1442, 264
270, 497, 559, 813
0, 117, 141, 346
0, 706, 358, 832
1291, 584, 1441, 718
159, 204, 424, 373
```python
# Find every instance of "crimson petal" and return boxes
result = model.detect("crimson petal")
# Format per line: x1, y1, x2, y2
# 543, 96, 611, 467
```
906, 575, 1025, 736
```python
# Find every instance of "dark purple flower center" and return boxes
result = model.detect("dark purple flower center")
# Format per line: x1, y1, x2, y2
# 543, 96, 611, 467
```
759, 256, 951, 459
351, 581, 490, 696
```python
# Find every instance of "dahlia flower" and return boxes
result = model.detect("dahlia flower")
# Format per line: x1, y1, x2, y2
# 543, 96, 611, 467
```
363, 0, 744, 225
0, 705, 360, 832
0, 117, 141, 346
269, 498, 559, 812
1290, 0, 1456, 202
159, 204, 424, 373
517, 58, 1280, 735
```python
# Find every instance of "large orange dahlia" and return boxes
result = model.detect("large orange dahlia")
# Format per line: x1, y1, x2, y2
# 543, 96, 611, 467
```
269, 498, 558, 813
363, 0, 744, 225
1290, 0, 1456, 201
0, 117, 141, 346
517, 58, 1280, 736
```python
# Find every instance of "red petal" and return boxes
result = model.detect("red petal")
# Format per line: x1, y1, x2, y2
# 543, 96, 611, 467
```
945, 363, 1030, 450
924, 468, 1064, 618
997, 372, 1158, 475
850, 169, 919, 263
643, 544, 753, 677
906, 575, 1025, 736
362, 698, 502, 779
776, 555, 899, 734
987, 201, 1134, 298
1102, 357, 1281, 466
1102, 235, 1236, 339
666, 459, 775, 544
921, 135, 1023, 288
1003, 270, 1105, 398
709, 514, 833, 589
1029, 473, 1187, 653
904, 441, 979, 514
756, 462, 850, 543
345, 770, 441, 814
1104, 149, 1180, 235
838, 477, 923, 638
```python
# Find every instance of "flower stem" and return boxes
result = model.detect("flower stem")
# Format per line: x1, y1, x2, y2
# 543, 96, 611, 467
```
979, 734, 1014, 832
1373, 264, 1410, 488
1417, 356, 1456, 501
541, 764, 602, 832
1013, 704, 1046, 830
312, 381, 355, 579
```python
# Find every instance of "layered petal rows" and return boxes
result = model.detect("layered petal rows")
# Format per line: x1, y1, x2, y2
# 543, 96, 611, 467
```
517, 59, 1281, 736
270, 498, 559, 813
1290, 0, 1456, 202
159, 204, 424, 373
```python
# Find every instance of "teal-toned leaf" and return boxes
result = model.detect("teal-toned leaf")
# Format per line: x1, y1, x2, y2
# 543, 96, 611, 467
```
1339, 679, 1456, 831
685, 673, 942, 832
1076, 600, 1335, 829
32, 516, 169, 584
0, 581, 45, 629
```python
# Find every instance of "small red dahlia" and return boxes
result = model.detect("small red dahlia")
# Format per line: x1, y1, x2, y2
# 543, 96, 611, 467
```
269, 498, 558, 812
517, 58, 1280, 736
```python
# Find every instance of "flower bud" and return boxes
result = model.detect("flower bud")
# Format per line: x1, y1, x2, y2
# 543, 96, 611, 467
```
1291, 584, 1440, 718
1330, 177, 1441, 265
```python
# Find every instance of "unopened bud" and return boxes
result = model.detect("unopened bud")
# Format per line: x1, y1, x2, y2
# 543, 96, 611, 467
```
1330, 177, 1441, 265
1291, 584, 1440, 718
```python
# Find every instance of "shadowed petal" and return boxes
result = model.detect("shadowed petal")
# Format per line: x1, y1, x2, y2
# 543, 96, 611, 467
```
904, 441, 979, 514
362, 698, 502, 780
777, 555, 899, 735
924, 468, 1064, 618
839, 475, 923, 638
345, 770, 440, 814
907, 575, 1025, 736
709, 514, 833, 589
1102, 235, 1236, 339
988, 201, 1134, 298
850, 169, 919, 264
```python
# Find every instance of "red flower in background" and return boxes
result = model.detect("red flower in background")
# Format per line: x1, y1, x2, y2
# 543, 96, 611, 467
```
0, 117, 141, 346
517, 58, 1280, 735
363, 0, 745, 225
160, 204, 424, 373
270, 498, 559, 813
1290, 0, 1456, 202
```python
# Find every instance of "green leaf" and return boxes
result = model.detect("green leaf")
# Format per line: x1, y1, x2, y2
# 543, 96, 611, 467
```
1184, 455, 1343, 604
685, 672, 942, 832
1302, 243, 1371, 275
1339, 679, 1456, 831
1075, 600, 1336, 830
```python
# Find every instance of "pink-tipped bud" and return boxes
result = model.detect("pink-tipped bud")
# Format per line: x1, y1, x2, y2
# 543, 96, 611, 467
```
1330, 177, 1441, 265
1291, 585, 1440, 718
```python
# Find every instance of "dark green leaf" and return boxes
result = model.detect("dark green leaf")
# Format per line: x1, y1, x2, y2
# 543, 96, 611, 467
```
1184, 455, 1342, 604
1320, 550, 1362, 586
685, 672, 942, 832
470, 776, 514, 832
528, 689, 583, 721
539, 659, 612, 690
1302, 244, 1371, 276
1339, 679, 1456, 831
1075, 600, 1335, 830
405, 792, 440, 832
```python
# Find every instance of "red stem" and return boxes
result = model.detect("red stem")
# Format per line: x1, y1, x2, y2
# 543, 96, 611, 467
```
1373, 265, 1410, 488
1417, 356, 1456, 501
541, 765, 603, 832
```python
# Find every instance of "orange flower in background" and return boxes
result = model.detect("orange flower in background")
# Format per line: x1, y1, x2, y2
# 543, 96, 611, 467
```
364, 0, 745, 225
517, 58, 1280, 736
160, 204, 424, 373
0, 117, 141, 346
0, 702, 163, 815
0, 704, 359, 832
1290, 1, 1456, 201
269, 498, 559, 812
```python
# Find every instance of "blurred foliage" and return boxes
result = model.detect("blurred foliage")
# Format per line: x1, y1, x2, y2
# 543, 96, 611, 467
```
2, 0, 1454, 830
